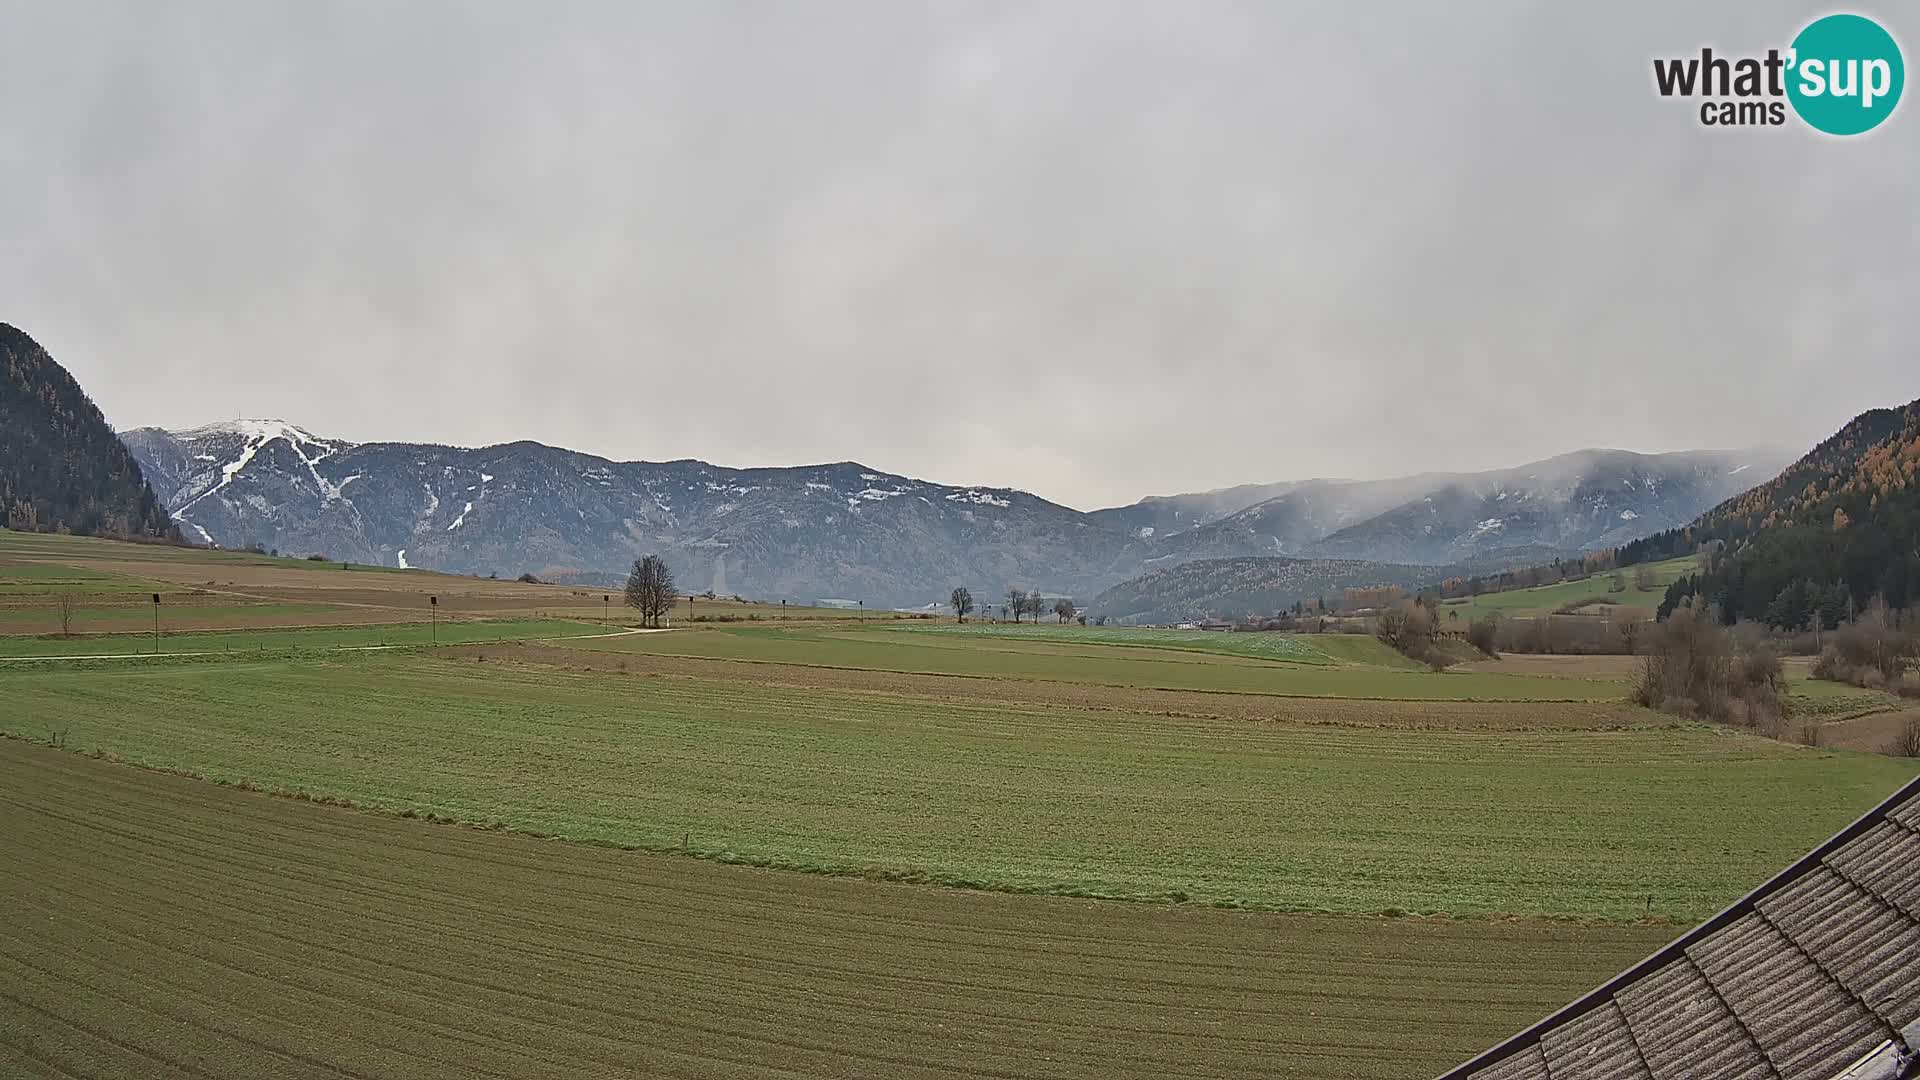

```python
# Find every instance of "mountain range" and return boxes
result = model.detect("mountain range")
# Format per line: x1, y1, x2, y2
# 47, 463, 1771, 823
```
119, 418, 1788, 610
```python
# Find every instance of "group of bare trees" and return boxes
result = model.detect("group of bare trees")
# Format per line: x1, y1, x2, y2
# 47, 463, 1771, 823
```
1374, 598, 1449, 669
949, 586, 1075, 623
1009, 588, 1076, 623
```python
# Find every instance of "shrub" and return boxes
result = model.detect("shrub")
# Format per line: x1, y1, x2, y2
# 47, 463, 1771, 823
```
1493, 615, 1642, 655
1890, 717, 1920, 758
1465, 615, 1499, 657
304, 553, 329, 561
1630, 599, 1784, 728
1739, 643, 1784, 695
1812, 599, 1917, 688
517, 572, 542, 584
1376, 601, 1443, 665
1811, 645, 1849, 683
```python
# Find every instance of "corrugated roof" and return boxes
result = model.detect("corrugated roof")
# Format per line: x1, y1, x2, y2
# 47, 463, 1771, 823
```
1437, 773, 1920, 1080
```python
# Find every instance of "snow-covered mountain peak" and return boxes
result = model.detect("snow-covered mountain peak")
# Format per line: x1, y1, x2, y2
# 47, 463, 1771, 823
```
171, 418, 344, 449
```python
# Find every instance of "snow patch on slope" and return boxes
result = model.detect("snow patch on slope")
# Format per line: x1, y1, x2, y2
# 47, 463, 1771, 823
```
946, 490, 1011, 508
170, 429, 275, 517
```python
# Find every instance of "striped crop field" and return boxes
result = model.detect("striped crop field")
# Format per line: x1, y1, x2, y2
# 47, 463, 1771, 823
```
3, 653, 1907, 919
0, 740, 1676, 1080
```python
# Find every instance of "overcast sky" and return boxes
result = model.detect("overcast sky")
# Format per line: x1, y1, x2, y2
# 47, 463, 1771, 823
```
4, 2, 1916, 509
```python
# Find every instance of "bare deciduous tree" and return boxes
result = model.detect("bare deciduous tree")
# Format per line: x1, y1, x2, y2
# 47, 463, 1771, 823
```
56, 593, 75, 637
1891, 716, 1920, 758
625, 555, 676, 628
1053, 598, 1075, 623
950, 587, 974, 623
1007, 587, 1026, 624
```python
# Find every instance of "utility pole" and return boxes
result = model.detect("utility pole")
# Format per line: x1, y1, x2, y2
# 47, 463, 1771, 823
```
152, 593, 161, 654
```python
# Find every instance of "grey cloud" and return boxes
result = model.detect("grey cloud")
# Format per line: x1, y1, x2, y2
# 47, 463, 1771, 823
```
3, 0, 1915, 509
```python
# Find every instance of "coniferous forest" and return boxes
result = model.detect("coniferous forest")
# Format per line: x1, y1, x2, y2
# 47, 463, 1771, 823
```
1620, 398, 1920, 624
1, 323, 177, 540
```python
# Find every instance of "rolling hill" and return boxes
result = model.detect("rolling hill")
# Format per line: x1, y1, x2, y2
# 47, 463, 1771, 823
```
1085, 556, 1458, 624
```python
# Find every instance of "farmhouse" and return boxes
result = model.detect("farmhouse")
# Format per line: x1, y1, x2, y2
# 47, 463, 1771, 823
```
1438, 774, 1920, 1080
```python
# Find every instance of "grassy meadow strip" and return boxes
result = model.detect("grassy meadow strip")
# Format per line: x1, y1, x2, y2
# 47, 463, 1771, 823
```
886, 622, 1353, 662
574, 625, 1626, 699
0, 618, 606, 658
1435, 556, 1700, 621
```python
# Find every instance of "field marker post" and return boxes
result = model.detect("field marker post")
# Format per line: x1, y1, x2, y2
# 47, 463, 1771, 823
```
430, 595, 438, 644
151, 593, 160, 654
603, 594, 609, 628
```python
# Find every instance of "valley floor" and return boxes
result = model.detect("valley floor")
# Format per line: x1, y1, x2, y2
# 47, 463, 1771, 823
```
3, 531, 1916, 1079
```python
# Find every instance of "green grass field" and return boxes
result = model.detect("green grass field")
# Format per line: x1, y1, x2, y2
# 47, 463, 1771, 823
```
892, 622, 1356, 662
0, 618, 607, 658
0, 561, 170, 594
1788, 675, 1909, 718
0, 740, 1675, 1080
5, 653, 1907, 919
1438, 556, 1698, 621
574, 624, 1621, 699
0, 600, 359, 631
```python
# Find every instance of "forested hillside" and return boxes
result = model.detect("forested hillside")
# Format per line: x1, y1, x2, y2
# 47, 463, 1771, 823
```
0, 324, 176, 540
1622, 397, 1920, 622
